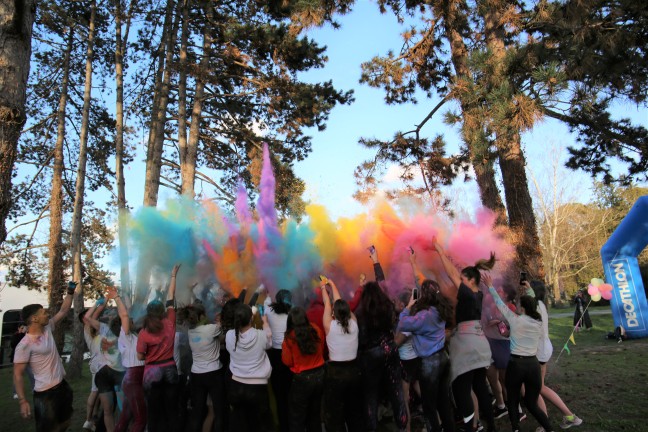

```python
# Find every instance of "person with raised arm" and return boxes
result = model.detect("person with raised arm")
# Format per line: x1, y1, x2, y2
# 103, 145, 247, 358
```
263, 286, 293, 432
80, 297, 107, 432
107, 287, 146, 432
13, 280, 78, 432
83, 292, 126, 432
433, 240, 496, 432
136, 264, 181, 432
355, 245, 407, 432
225, 302, 274, 432
321, 279, 363, 432
530, 281, 582, 430
176, 300, 225, 432
483, 274, 556, 432
398, 250, 457, 432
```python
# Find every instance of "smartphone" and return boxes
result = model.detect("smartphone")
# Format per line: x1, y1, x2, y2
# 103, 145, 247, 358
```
368, 245, 376, 254
519, 272, 527, 285
408, 246, 414, 255
319, 275, 329, 284
413, 288, 419, 300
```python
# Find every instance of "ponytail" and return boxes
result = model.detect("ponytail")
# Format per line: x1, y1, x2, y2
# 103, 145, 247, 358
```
232, 303, 253, 351
520, 295, 541, 321
461, 252, 496, 285
333, 299, 351, 334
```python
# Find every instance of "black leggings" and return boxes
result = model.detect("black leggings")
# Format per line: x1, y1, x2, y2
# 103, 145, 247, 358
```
505, 356, 553, 431
452, 367, 494, 429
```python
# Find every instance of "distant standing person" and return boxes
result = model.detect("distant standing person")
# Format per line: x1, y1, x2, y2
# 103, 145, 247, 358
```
13, 281, 78, 432
573, 290, 592, 331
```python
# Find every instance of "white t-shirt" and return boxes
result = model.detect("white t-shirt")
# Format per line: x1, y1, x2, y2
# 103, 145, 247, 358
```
536, 301, 553, 363
84, 325, 105, 374
99, 323, 124, 371
188, 323, 222, 374
264, 296, 288, 349
14, 323, 65, 392
327, 319, 359, 362
397, 332, 418, 361
118, 329, 145, 368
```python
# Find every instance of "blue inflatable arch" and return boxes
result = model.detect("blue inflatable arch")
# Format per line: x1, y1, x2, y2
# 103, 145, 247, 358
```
600, 195, 648, 339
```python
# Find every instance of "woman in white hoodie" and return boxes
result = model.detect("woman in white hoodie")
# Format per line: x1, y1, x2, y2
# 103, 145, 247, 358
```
225, 302, 273, 432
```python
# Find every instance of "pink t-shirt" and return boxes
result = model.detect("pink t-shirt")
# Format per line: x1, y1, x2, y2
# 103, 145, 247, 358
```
14, 323, 65, 392
136, 308, 176, 364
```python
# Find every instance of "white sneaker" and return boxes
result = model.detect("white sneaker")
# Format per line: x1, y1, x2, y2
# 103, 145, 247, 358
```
12, 393, 18, 400
560, 415, 583, 429
82, 420, 96, 431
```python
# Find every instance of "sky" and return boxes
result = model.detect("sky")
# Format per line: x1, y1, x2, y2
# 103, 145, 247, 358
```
1, 1, 647, 311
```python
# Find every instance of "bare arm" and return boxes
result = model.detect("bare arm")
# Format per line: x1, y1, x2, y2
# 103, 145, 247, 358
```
409, 251, 426, 287
83, 301, 106, 332
51, 281, 78, 327
168, 264, 180, 304
321, 283, 332, 334
13, 362, 31, 419
107, 286, 130, 335
433, 241, 461, 289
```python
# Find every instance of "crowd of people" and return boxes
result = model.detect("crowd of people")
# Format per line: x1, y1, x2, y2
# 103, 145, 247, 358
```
12, 240, 585, 432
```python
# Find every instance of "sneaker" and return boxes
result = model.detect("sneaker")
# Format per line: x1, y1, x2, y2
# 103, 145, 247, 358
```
493, 406, 508, 419
518, 412, 527, 422
560, 415, 583, 429
475, 420, 484, 432
12, 393, 19, 400
82, 420, 96, 432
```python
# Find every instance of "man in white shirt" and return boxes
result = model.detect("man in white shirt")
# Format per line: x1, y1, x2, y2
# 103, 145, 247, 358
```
13, 281, 78, 432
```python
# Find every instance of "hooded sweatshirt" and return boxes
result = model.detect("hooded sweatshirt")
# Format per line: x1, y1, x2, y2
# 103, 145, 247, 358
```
225, 326, 272, 384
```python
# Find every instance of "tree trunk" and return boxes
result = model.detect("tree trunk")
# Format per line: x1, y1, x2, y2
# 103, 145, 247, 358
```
177, 0, 189, 193
0, 0, 35, 246
498, 132, 544, 278
115, 0, 130, 290
47, 26, 74, 352
182, 0, 213, 197
143, 0, 177, 207
68, 0, 97, 378
441, 1, 507, 224
481, 2, 544, 278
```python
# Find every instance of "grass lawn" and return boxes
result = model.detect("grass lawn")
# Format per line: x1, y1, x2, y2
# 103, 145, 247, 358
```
0, 311, 645, 431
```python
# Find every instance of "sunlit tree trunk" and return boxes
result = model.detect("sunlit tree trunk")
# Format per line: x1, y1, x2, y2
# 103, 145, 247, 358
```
47, 25, 74, 353
0, 0, 35, 246
68, 0, 97, 378
177, 0, 190, 194
143, 0, 177, 207
182, 0, 212, 197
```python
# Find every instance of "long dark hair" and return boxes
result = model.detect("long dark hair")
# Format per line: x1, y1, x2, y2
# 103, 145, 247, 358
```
411, 280, 455, 326
333, 299, 351, 334
531, 280, 547, 303
358, 281, 395, 331
461, 252, 496, 286
286, 307, 320, 355
221, 298, 241, 333
232, 303, 253, 351
177, 303, 207, 329
270, 289, 292, 315
520, 295, 541, 321
144, 301, 166, 334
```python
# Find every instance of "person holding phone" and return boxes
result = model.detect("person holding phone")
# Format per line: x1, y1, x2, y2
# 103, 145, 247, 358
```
433, 240, 496, 432
397, 271, 455, 432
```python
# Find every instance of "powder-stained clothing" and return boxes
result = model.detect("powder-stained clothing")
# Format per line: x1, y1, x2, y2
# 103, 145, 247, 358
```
137, 309, 177, 364
489, 286, 542, 357
397, 307, 445, 357
188, 323, 222, 373
14, 323, 65, 392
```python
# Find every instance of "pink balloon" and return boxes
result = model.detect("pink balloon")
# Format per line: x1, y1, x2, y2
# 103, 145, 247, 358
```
588, 285, 599, 296
599, 283, 613, 292
601, 290, 613, 300
592, 293, 602, 302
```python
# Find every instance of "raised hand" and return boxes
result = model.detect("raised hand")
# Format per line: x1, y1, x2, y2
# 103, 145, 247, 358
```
106, 286, 118, 300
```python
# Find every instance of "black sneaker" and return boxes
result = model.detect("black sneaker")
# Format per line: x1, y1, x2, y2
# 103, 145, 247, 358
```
493, 406, 508, 419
